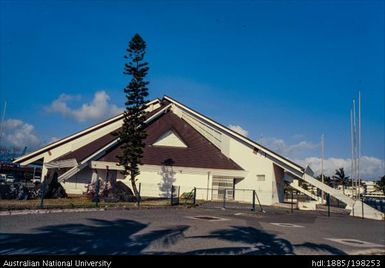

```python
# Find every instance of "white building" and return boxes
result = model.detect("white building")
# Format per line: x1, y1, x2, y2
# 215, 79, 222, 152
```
13, 96, 384, 220
363, 181, 384, 197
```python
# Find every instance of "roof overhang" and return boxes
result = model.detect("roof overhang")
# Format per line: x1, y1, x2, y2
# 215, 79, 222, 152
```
44, 159, 78, 169
90, 161, 248, 177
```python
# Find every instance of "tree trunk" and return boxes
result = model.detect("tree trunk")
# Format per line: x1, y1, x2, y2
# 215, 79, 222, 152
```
130, 173, 140, 201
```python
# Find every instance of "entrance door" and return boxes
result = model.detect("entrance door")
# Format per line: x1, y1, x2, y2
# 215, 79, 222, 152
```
212, 177, 234, 200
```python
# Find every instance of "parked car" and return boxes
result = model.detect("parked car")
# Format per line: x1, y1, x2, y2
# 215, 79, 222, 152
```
31, 176, 41, 184
5, 175, 15, 183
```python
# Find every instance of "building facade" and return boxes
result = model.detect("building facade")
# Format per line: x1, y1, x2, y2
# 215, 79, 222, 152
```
12, 96, 385, 219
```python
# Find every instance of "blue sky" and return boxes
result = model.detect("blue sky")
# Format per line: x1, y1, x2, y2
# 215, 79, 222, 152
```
0, 0, 384, 178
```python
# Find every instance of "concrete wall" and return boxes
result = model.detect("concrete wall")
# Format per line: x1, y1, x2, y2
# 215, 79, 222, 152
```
118, 169, 210, 199
64, 167, 94, 195
272, 164, 285, 203
227, 138, 275, 205
61, 157, 277, 205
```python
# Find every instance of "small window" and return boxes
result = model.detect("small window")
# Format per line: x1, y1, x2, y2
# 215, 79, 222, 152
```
257, 175, 265, 181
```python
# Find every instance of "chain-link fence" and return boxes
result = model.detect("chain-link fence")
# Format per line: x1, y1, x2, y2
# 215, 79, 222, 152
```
136, 183, 196, 206
192, 187, 264, 211
283, 187, 299, 212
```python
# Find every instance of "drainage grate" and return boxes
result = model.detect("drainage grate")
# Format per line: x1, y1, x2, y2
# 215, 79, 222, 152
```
194, 216, 220, 220
186, 215, 229, 221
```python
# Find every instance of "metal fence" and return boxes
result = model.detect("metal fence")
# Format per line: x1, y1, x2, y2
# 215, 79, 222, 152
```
117, 183, 203, 207
193, 187, 264, 211
363, 196, 385, 213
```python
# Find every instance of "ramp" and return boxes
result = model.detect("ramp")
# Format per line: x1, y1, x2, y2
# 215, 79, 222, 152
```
289, 181, 322, 203
301, 173, 384, 221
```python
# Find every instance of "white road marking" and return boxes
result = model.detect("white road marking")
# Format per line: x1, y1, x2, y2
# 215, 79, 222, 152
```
270, 223, 305, 228
325, 238, 385, 248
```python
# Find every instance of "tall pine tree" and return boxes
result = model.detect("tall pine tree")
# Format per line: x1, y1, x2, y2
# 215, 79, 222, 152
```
117, 34, 149, 200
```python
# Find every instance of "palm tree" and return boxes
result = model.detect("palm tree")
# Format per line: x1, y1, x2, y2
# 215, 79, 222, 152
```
316, 174, 332, 186
375, 175, 385, 195
332, 168, 349, 195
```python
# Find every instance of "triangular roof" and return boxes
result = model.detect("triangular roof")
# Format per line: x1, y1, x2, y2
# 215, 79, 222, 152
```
152, 129, 188, 148
14, 95, 305, 176
100, 111, 243, 170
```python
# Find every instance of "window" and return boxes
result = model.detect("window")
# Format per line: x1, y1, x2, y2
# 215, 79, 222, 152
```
257, 175, 265, 181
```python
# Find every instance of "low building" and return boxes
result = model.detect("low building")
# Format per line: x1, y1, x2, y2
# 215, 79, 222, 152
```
364, 181, 384, 197
12, 96, 385, 220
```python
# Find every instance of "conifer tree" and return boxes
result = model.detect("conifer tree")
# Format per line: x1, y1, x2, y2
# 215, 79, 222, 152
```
116, 33, 149, 199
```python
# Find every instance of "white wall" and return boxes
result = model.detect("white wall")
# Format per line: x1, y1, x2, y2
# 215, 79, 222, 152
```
61, 160, 282, 205
118, 169, 209, 199
63, 167, 94, 194
227, 138, 276, 205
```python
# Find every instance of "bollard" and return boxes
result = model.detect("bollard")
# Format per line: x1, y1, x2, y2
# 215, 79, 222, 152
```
361, 197, 364, 219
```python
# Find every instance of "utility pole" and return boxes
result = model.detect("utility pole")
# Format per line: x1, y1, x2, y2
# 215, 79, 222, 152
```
358, 92, 361, 197
350, 109, 355, 197
321, 134, 324, 204
353, 99, 357, 198
0, 101, 7, 149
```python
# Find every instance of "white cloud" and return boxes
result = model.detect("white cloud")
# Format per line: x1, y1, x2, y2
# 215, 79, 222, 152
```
295, 156, 384, 179
46, 90, 123, 122
256, 136, 384, 179
48, 137, 60, 144
228, 125, 248, 137
257, 137, 318, 158
0, 119, 41, 150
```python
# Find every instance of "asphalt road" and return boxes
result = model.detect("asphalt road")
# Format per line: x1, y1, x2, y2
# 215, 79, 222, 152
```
0, 207, 384, 255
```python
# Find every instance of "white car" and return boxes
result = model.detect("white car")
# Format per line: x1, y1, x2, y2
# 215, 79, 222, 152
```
31, 176, 41, 184
5, 175, 15, 183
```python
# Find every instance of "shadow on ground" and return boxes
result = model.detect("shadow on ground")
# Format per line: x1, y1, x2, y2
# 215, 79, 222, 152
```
0, 218, 188, 255
182, 226, 346, 255
0, 219, 346, 255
